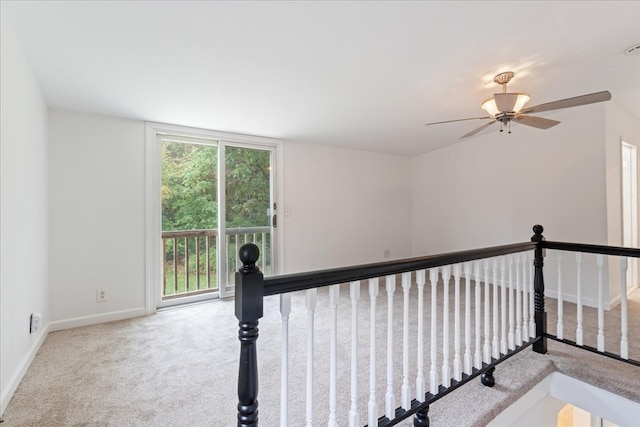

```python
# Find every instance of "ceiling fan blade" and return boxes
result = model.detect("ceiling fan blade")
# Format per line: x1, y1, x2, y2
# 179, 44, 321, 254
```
513, 115, 561, 130
522, 91, 611, 114
425, 116, 492, 126
460, 120, 496, 139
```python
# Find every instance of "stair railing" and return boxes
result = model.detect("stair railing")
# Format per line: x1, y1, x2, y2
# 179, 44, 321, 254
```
235, 225, 639, 426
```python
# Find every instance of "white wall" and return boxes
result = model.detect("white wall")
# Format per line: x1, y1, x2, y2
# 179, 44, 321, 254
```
48, 111, 413, 320
0, 105, 414, 412
411, 105, 610, 305
488, 373, 639, 427
0, 15, 49, 414
605, 100, 640, 247
282, 141, 412, 273
48, 111, 146, 327
506, 394, 566, 427
604, 100, 640, 302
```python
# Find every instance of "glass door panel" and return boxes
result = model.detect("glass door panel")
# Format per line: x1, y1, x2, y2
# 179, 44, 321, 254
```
223, 145, 273, 291
160, 138, 219, 301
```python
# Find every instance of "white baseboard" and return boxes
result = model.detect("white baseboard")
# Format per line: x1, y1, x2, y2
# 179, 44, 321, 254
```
544, 290, 620, 311
1, 307, 148, 416
1, 323, 50, 415
48, 307, 148, 332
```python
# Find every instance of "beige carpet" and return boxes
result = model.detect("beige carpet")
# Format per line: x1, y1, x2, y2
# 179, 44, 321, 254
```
2, 281, 639, 427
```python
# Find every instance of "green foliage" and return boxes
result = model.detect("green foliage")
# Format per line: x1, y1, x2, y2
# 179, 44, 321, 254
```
161, 142, 271, 231
161, 142, 218, 231
225, 146, 270, 228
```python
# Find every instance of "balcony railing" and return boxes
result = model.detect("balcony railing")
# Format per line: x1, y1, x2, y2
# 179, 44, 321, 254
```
225, 227, 272, 286
161, 226, 271, 299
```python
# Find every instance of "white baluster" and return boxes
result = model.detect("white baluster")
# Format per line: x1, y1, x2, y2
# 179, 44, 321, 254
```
416, 270, 426, 401
515, 254, 522, 347
576, 253, 583, 346
500, 256, 507, 355
597, 255, 605, 352
529, 252, 535, 338
401, 272, 412, 408
280, 294, 291, 427
473, 262, 482, 369
385, 275, 396, 419
349, 281, 360, 427
521, 253, 529, 343
234, 235, 239, 273
442, 266, 451, 387
228, 234, 232, 280
463, 262, 472, 374
453, 264, 462, 381
483, 260, 491, 363
491, 258, 499, 359
507, 255, 515, 350
328, 285, 340, 427
306, 288, 317, 427
557, 252, 564, 340
368, 278, 379, 426
429, 268, 439, 394
261, 233, 266, 272
620, 258, 629, 359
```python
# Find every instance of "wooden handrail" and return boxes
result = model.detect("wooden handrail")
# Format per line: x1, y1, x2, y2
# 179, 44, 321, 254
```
263, 242, 537, 297
542, 240, 640, 258
162, 229, 218, 238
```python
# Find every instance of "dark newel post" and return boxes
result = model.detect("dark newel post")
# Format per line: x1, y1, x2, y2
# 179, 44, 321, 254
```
531, 224, 547, 354
481, 367, 495, 387
236, 243, 264, 427
414, 405, 430, 427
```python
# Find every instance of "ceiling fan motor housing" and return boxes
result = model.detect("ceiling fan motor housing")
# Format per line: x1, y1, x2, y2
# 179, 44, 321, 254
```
494, 93, 529, 113
496, 113, 514, 124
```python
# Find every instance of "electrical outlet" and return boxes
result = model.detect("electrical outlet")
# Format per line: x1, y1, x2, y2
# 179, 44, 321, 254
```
384, 249, 390, 258
30, 313, 42, 334
96, 288, 107, 302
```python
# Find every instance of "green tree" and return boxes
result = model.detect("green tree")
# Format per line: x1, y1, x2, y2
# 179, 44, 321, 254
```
161, 142, 218, 231
225, 146, 270, 228
161, 142, 270, 231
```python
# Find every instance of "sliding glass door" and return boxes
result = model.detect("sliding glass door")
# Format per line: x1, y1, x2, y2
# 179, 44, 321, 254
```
158, 134, 276, 305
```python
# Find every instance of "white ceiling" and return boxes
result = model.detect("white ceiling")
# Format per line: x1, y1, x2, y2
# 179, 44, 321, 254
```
2, 1, 639, 156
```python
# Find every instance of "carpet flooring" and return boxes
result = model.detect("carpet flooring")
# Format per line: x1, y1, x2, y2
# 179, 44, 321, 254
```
2, 281, 639, 426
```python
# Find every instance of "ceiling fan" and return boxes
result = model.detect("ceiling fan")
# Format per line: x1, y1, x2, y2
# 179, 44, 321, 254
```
425, 71, 612, 139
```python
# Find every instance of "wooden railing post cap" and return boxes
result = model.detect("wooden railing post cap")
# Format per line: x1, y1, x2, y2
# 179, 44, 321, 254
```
235, 243, 263, 322
531, 224, 545, 242
239, 243, 260, 273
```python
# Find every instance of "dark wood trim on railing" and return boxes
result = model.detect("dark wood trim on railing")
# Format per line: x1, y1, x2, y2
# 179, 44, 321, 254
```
531, 225, 547, 354
544, 335, 640, 368
235, 244, 263, 427
542, 241, 640, 258
373, 338, 541, 427
263, 242, 536, 297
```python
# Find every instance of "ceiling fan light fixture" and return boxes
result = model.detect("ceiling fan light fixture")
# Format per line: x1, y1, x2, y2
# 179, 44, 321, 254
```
424, 70, 612, 139
481, 97, 500, 116
481, 92, 530, 116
